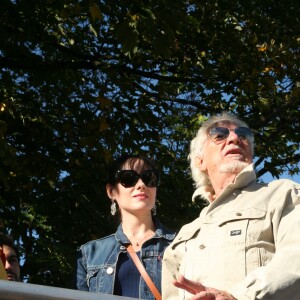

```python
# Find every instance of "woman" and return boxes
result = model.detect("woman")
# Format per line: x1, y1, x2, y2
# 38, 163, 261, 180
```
75, 154, 175, 299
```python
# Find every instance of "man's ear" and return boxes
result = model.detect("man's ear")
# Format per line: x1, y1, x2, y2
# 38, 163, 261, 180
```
196, 156, 207, 171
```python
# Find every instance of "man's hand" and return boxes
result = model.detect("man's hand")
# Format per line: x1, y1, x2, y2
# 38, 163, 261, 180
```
173, 274, 237, 300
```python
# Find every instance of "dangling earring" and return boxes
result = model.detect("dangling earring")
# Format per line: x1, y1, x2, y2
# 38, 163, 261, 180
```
152, 204, 157, 216
111, 201, 117, 216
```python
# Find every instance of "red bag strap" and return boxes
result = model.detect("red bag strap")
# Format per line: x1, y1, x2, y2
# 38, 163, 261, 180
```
126, 244, 162, 300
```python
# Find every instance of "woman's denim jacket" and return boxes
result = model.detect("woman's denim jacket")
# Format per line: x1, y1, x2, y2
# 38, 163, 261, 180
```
75, 218, 175, 299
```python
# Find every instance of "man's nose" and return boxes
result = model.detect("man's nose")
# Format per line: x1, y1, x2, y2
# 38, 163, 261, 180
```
5, 261, 11, 270
227, 131, 241, 144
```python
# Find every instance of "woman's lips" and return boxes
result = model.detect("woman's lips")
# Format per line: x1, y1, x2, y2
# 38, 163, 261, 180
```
134, 193, 148, 199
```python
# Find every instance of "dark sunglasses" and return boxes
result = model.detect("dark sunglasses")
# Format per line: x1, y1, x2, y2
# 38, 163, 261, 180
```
209, 127, 253, 144
115, 170, 159, 188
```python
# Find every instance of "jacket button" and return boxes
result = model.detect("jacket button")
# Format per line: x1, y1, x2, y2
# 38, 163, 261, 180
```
106, 267, 114, 275
236, 212, 242, 216
199, 244, 206, 250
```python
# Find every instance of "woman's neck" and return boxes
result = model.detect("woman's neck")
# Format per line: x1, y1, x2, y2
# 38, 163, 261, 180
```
121, 213, 156, 250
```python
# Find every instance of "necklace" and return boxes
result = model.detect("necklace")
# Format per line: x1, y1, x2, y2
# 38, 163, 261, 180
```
127, 231, 155, 247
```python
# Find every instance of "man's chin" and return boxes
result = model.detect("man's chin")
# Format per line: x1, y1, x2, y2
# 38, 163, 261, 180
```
219, 161, 249, 173
7, 277, 16, 281
6, 274, 18, 281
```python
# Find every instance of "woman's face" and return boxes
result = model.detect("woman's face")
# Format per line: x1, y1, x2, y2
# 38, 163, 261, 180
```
106, 159, 157, 217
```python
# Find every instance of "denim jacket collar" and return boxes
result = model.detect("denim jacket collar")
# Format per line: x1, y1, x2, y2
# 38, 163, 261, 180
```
115, 217, 176, 245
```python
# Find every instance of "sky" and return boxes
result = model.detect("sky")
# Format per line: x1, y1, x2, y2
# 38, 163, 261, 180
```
262, 171, 300, 183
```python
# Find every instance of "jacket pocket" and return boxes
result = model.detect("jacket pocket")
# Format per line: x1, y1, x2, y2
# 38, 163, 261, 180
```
217, 207, 266, 247
86, 266, 115, 293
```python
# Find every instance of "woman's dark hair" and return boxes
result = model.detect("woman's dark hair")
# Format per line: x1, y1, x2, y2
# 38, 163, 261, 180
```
107, 154, 159, 186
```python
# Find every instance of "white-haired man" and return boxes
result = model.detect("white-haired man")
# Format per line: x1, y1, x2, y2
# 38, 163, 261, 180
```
162, 112, 300, 299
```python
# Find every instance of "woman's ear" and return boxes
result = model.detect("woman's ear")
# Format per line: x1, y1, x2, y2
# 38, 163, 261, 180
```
106, 184, 115, 200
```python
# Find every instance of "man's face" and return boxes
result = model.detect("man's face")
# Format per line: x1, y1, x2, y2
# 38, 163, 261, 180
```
2, 245, 20, 281
199, 122, 253, 176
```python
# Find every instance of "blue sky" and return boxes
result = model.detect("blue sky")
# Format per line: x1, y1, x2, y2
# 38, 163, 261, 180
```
262, 171, 300, 183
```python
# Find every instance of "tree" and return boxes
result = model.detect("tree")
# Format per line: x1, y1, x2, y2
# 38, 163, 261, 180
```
0, 0, 299, 287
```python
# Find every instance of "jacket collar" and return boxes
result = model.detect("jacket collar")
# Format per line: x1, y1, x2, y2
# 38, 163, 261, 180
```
172, 164, 257, 247
192, 163, 257, 202
115, 217, 176, 244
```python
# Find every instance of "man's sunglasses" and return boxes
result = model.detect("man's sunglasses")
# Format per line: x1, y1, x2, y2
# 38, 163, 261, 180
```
115, 170, 160, 188
209, 127, 253, 144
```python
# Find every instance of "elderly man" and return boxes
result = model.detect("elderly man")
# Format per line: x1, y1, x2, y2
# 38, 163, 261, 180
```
162, 112, 300, 299
0, 233, 21, 281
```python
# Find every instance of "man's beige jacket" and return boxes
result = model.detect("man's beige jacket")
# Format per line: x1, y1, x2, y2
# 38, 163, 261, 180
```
162, 164, 300, 299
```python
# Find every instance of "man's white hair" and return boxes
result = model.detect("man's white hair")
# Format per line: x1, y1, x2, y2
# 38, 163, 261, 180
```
188, 112, 254, 192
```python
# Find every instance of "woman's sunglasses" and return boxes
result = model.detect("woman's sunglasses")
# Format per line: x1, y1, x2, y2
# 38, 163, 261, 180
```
209, 127, 253, 144
115, 170, 160, 188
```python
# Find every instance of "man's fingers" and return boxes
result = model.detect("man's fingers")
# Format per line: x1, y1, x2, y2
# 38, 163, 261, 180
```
172, 274, 206, 295
173, 275, 236, 300
177, 274, 206, 291
173, 279, 197, 295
